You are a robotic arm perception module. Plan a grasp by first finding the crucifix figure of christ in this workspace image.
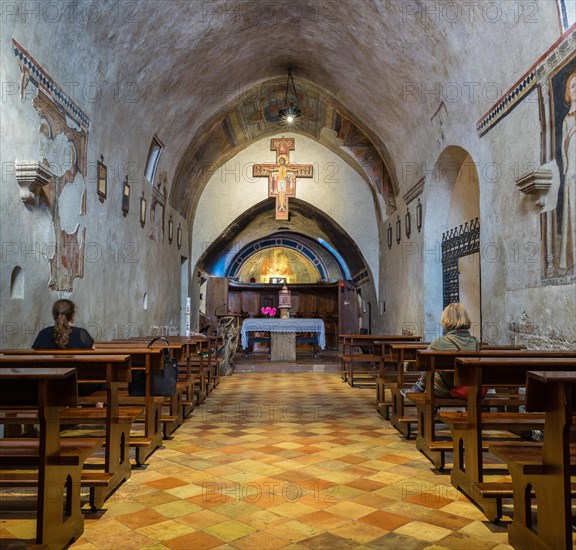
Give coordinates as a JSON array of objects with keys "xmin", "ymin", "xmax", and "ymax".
[{"xmin": 253, "ymin": 137, "xmax": 314, "ymax": 221}]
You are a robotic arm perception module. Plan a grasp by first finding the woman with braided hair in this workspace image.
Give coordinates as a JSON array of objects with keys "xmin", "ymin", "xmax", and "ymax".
[
  {"xmin": 32, "ymin": 299, "xmax": 94, "ymax": 349},
  {"xmin": 33, "ymin": 299, "xmax": 102, "ymax": 397}
]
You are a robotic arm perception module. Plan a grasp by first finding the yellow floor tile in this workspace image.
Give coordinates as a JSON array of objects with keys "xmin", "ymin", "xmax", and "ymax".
[{"xmin": 0, "ymin": 370, "xmax": 513, "ymax": 549}]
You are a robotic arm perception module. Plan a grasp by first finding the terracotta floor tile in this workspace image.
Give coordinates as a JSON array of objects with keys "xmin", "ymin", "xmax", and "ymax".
[
  {"xmin": 146, "ymin": 476, "xmax": 190, "ymax": 490},
  {"xmin": 0, "ymin": 370, "xmax": 513, "ymax": 549},
  {"xmin": 114, "ymin": 508, "xmax": 169, "ymax": 529},
  {"xmin": 298, "ymin": 531, "xmax": 358, "ymax": 549},
  {"xmin": 344, "ymin": 477, "xmax": 387, "ymax": 491},
  {"xmin": 297, "ymin": 510, "xmax": 352, "ymax": 530},
  {"xmin": 163, "ymin": 530, "xmax": 223, "ymax": 549},
  {"xmin": 231, "ymin": 530, "xmax": 290, "ymax": 549},
  {"xmin": 359, "ymin": 509, "xmax": 413, "ymax": 530}
]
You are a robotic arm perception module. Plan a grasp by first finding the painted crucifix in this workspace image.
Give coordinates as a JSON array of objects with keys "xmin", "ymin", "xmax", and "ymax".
[{"xmin": 253, "ymin": 137, "xmax": 314, "ymax": 220}]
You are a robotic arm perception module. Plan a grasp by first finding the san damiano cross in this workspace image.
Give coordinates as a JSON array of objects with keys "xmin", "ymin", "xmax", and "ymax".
[{"xmin": 253, "ymin": 137, "xmax": 314, "ymax": 221}]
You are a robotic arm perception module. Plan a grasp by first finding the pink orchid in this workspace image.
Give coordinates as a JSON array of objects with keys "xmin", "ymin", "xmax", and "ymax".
[{"xmin": 260, "ymin": 306, "xmax": 276, "ymax": 317}]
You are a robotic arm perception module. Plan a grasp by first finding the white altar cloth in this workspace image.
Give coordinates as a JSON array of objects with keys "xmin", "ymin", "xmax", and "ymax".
[{"xmin": 241, "ymin": 318, "xmax": 325, "ymax": 350}]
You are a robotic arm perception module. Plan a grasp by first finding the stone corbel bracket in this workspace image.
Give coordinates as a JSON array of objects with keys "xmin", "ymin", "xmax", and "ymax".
[
  {"xmin": 515, "ymin": 168, "xmax": 552, "ymax": 208},
  {"xmin": 16, "ymin": 161, "xmax": 53, "ymax": 204}
]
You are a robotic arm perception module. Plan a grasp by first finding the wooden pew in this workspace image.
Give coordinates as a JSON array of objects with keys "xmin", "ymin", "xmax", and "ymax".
[
  {"xmin": 110, "ymin": 337, "xmax": 211, "ymax": 407},
  {"xmin": 490, "ymin": 371, "xmax": 576, "ymax": 550},
  {"xmin": 411, "ymin": 347, "xmax": 531, "ymax": 470},
  {"xmin": 205, "ymin": 334, "xmax": 223, "ymax": 388},
  {"xmin": 96, "ymin": 342, "xmax": 187, "ymax": 437},
  {"xmin": 385, "ymin": 342, "xmax": 430, "ymax": 438},
  {"xmin": 373, "ymin": 337, "xmax": 425, "ymax": 420},
  {"xmin": 4, "ymin": 348, "xmax": 166, "ymax": 465},
  {"xmin": 0, "ymin": 366, "xmax": 103, "ymax": 549},
  {"xmin": 441, "ymin": 355, "xmax": 576, "ymax": 521},
  {"xmin": 162, "ymin": 335, "xmax": 218, "ymax": 397},
  {"xmin": 339, "ymin": 334, "xmax": 422, "ymax": 388},
  {"xmin": 0, "ymin": 353, "xmax": 138, "ymax": 511}
]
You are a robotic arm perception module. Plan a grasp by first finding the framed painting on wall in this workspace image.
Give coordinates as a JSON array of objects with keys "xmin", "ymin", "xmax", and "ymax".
[
  {"xmin": 97, "ymin": 156, "xmax": 107, "ymax": 201},
  {"xmin": 122, "ymin": 178, "xmax": 130, "ymax": 216}
]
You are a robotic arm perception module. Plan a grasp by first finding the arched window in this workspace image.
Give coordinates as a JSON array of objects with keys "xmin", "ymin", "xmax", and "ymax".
[{"xmin": 144, "ymin": 135, "xmax": 164, "ymax": 184}]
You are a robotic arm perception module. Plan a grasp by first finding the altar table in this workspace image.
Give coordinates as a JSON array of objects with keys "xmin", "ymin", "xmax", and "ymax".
[{"xmin": 241, "ymin": 319, "xmax": 325, "ymax": 361}]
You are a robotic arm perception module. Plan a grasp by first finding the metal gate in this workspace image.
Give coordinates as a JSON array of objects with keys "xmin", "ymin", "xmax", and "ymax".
[{"xmin": 441, "ymin": 218, "xmax": 480, "ymax": 308}]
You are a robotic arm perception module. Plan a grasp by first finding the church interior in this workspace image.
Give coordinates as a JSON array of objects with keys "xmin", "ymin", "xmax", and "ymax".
[{"xmin": 1, "ymin": 0, "xmax": 575, "ymax": 548}]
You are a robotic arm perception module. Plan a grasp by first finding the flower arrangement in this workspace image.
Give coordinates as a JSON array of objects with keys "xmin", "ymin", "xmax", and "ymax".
[{"xmin": 261, "ymin": 306, "xmax": 276, "ymax": 317}]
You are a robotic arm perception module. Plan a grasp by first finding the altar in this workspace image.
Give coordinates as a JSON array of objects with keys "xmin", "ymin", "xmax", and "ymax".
[{"xmin": 241, "ymin": 318, "xmax": 326, "ymax": 361}]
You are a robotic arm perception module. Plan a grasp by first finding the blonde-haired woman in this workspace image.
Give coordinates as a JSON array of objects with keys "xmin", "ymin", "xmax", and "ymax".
[{"xmin": 402, "ymin": 302, "xmax": 479, "ymax": 397}]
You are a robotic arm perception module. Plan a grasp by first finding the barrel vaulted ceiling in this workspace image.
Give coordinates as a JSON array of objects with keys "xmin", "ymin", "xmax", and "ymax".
[{"xmin": 6, "ymin": 0, "xmax": 561, "ymax": 223}]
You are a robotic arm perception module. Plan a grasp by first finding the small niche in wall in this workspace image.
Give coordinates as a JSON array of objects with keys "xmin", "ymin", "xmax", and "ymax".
[
  {"xmin": 143, "ymin": 293, "xmax": 148, "ymax": 310},
  {"xmin": 10, "ymin": 266, "xmax": 24, "ymax": 299}
]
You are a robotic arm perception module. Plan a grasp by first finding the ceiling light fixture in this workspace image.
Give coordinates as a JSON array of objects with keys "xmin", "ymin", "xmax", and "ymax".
[{"xmin": 278, "ymin": 68, "xmax": 301, "ymax": 124}]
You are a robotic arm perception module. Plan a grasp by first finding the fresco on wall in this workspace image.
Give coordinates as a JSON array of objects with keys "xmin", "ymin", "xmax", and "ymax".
[
  {"xmin": 331, "ymin": 112, "xmax": 395, "ymax": 214},
  {"xmin": 236, "ymin": 247, "xmax": 322, "ymax": 284},
  {"xmin": 543, "ymin": 55, "xmax": 576, "ymax": 282},
  {"xmin": 13, "ymin": 40, "xmax": 89, "ymax": 292},
  {"xmin": 171, "ymin": 79, "xmax": 398, "ymax": 218},
  {"xmin": 552, "ymin": 60, "xmax": 576, "ymax": 277}
]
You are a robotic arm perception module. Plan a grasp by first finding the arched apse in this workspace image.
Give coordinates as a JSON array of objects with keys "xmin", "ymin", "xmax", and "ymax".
[
  {"xmin": 192, "ymin": 197, "xmax": 374, "ymax": 332},
  {"xmin": 189, "ymin": 132, "xmax": 382, "ymax": 331},
  {"xmin": 227, "ymin": 237, "xmax": 337, "ymax": 283},
  {"xmin": 422, "ymin": 146, "xmax": 481, "ymax": 340}
]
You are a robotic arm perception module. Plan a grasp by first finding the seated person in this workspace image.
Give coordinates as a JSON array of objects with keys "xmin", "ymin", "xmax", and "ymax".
[
  {"xmin": 33, "ymin": 299, "xmax": 104, "ymax": 397},
  {"xmin": 401, "ymin": 302, "xmax": 479, "ymax": 397}
]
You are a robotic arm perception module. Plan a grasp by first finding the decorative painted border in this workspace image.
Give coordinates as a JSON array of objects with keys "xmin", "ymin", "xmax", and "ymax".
[
  {"xmin": 12, "ymin": 39, "xmax": 90, "ymax": 131},
  {"xmin": 477, "ymin": 25, "xmax": 575, "ymax": 137}
]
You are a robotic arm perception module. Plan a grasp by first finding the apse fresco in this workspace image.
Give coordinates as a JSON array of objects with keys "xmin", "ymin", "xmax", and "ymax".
[{"xmin": 236, "ymin": 247, "xmax": 322, "ymax": 284}]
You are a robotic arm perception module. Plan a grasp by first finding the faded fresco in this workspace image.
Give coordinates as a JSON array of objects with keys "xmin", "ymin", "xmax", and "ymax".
[
  {"xmin": 13, "ymin": 40, "xmax": 89, "ymax": 292},
  {"xmin": 543, "ymin": 55, "xmax": 576, "ymax": 282},
  {"xmin": 553, "ymin": 61, "xmax": 576, "ymax": 277}
]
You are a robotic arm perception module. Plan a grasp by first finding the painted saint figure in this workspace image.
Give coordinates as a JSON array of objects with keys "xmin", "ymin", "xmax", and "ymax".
[
  {"xmin": 253, "ymin": 137, "xmax": 314, "ymax": 221},
  {"xmin": 274, "ymin": 156, "xmax": 293, "ymax": 213},
  {"xmin": 558, "ymin": 71, "xmax": 576, "ymax": 275}
]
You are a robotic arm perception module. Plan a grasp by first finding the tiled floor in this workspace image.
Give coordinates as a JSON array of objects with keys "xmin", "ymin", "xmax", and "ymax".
[{"xmin": 1, "ymin": 365, "xmax": 514, "ymax": 549}]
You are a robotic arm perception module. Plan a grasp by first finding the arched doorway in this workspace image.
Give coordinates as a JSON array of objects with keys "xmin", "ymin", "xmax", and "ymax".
[{"xmin": 423, "ymin": 147, "xmax": 481, "ymax": 340}]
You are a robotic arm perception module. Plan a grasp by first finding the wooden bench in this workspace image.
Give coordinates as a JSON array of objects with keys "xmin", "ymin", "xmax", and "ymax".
[
  {"xmin": 9, "ymin": 348, "xmax": 166, "ymax": 466},
  {"xmin": 411, "ymin": 347, "xmax": 532, "ymax": 470},
  {"xmin": 0, "ymin": 353, "xmax": 140, "ymax": 511},
  {"xmin": 0, "ymin": 366, "xmax": 103, "ymax": 549},
  {"xmin": 440, "ymin": 355, "xmax": 576, "ymax": 522},
  {"xmin": 489, "ymin": 371, "xmax": 576, "ymax": 549},
  {"xmin": 372, "ymin": 336, "xmax": 424, "ymax": 419},
  {"xmin": 96, "ymin": 341, "xmax": 187, "ymax": 436},
  {"xmin": 118, "ymin": 335, "xmax": 214, "ymax": 407},
  {"xmin": 385, "ymin": 343, "xmax": 430, "ymax": 438},
  {"xmin": 203, "ymin": 334, "xmax": 222, "ymax": 388},
  {"xmin": 339, "ymin": 334, "xmax": 422, "ymax": 385}
]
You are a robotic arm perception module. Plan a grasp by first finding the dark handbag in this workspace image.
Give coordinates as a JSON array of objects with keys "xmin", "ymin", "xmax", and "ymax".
[{"xmin": 128, "ymin": 337, "xmax": 179, "ymax": 397}]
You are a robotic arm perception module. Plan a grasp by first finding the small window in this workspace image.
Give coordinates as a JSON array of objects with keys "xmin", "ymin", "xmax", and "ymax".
[
  {"xmin": 10, "ymin": 266, "xmax": 24, "ymax": 299},
  {"xmin": 144, "ymin": 135, "xmax": 164, "ymax": 184}
]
